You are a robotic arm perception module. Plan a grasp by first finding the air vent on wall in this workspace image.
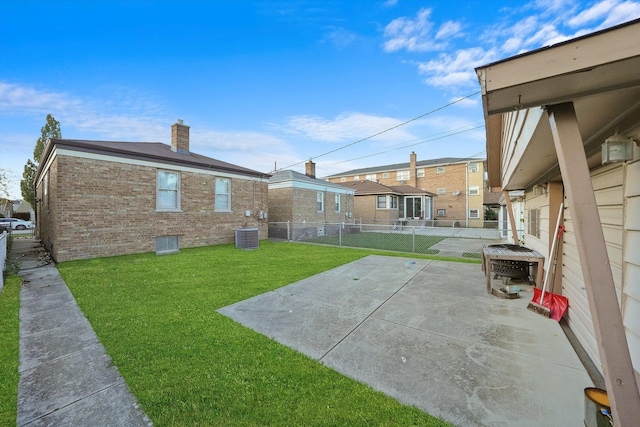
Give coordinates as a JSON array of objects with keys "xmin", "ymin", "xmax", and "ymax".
[{"xmin": 236, "ymin": 228, "xmax": 259, "ymax": 250}]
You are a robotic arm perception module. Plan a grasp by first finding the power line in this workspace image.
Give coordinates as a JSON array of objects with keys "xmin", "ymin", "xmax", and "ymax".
[
  {"xmin": 279, "ymin": 90, "xmax": 481, "ymax": 170},
  {"xmin": 330, "ymin": 123, "xmax": 484, "ymax": 165}
]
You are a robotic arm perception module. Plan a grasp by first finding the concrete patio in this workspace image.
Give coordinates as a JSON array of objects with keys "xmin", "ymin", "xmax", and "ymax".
[{"xmin": 219, "ymin": 255, "xmax": 594, "ymax": 426}]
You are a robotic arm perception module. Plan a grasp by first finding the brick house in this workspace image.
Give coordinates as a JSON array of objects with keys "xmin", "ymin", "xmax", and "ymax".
[
  {"xmin": 34, "ymin": 121, "xmax": 270, "ymax": 261},
  {"xmin": 268, "ymin": 161, "xmax": 355, "ymax": 240},
  {"xmin": 339, "ymin": 180, "xmax": 434, "ymax": 225},
  {"xmin": 325, "ymin": 152, "xmax": 492, "ymax": 226}
]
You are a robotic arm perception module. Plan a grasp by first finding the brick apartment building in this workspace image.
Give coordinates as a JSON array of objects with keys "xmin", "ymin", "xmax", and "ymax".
[
  {"xmin": 325, "ymin": 152, "xmax": 489, "ymax": 226},
  {"xmin": 268, "ymin": 161, "xmax": 355, "ymax": 239},
  {"xmin": 34, "ymin": 121, "xmax": 270, "ymax": 261}
]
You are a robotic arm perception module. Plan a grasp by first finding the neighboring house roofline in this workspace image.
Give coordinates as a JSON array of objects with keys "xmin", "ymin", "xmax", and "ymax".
[
  {"xmin": 341, "ymin": 180, "xmax": 435, "ymax": 197},
  {"xmin": 35, "ymin": 138, "xmax": 271, "ymax": 185},
  {"xmin": 268, "ymin": 169, "xmax": 355, "ymax": 194},
  {"xmin": 323, "ymin": 157, "xmax": 485, "ymax": 178}
]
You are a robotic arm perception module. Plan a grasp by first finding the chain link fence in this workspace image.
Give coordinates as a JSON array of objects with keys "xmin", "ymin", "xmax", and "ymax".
[{"xmin": 268, "ymin": 220, "xmax": 523, "ymax": 260}]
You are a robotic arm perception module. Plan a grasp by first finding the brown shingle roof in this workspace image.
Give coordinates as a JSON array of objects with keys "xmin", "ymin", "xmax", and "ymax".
[
  {"xmin": 46, "ymin": 139, "xmax": 270, "ymax": 178},
  {"xmin": 341, "ymin": 180, "xmax": 435, "ymax": 196}
]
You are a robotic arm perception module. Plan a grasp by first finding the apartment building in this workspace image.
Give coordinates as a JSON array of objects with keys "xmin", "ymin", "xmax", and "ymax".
[{"xmin": 325, "ymin": 152, "xmax": 488, "ymax": 226}]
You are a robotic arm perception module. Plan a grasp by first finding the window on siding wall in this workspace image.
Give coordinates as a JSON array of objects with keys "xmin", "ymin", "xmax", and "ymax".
[
  {"xmin": 335, "ymin": 194, "xmax": 341, "ymax": 212},
  {"xmin": 317, "ymin": 192, "xmax": 324, "ymax": 212},
  {"xmin": 396, "ymin": 170, "xmax": 410, "ymax": 181},
  {"xmin": 156, "ymin": 236, "xmax": 179, "ymax": 254},
  {"xmin": 469, "ymin": 209, "xmax": 479, "ymax": 219},
  {"xmin": 157, "ymin": 170, "xmax": 180, "ymax": 211},
  {"xmin": 215, "ymin": 178, "xmax": 231, "ymax": 211},
  {"xmin": 469, "ymin": 186, "xmax": 479, "ymax": 195},
  {"xmin": 528, "ymin": 208, "xmax": 540, "ymax": 238}
]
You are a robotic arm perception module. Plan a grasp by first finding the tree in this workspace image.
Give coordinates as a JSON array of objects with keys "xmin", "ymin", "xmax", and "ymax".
[{"xmin": 21, "ymin": 114, "xmax": 61, "ymax": 206}]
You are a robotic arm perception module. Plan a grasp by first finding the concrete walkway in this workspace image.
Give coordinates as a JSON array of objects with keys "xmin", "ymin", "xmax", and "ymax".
[
  {"xmin": 219, "ymin": 255, "xmax": 594, "ymax": 427},
  {"xmin": 11, "ymin": 237, "xmax": 151, "ymax": 426}
]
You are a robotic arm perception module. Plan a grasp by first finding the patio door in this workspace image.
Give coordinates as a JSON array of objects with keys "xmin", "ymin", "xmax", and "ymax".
[{"xmin": 404, "ymin": 196, "xmax": 422, "ymax": 219}]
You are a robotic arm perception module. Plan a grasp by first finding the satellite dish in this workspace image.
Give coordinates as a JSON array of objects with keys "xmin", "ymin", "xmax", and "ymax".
[{"xmin": 452, "ymin": 191, "xmax": 461, "ymax": 196}]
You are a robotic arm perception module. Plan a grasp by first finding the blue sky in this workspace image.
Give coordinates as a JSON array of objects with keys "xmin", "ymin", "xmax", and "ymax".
[{"xmin": 1, "ymin": 0, "xmax": 639, "ymax": 199}]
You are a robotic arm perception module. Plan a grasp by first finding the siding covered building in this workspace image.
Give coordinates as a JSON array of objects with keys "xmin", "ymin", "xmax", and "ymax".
[
  {"xmin": 476, "ymin": 19, "xmax": 640, "ymax": 425},
  {"xmin": 35, "ymin": 121, "xmax": 271, "ymax": 261}
]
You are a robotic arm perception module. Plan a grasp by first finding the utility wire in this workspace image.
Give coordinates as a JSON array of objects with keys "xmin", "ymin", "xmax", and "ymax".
[
  {"xmin": 330, "ymin": 124, "xmax": 484, "ymax": 165},
  {"xmin": 279, "ymin": 90, "xmax": 481, "ymax": 170}
]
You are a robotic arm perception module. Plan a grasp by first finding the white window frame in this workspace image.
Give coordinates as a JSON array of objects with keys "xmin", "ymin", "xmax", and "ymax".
[
  {"xmin": 215, "ymin": 177, "xmax": 231, "ymax": 212},
  {"xmin": 437, "ymin": 208, "xmax": 446, "ymax": 217},
  {"xmin": 396, "ymin": 170, "xmax": 410, "ymax": 181},
  {"xmin": 436, "ymin": 167, "xmax": 445, "ymax": 174},
  {"xmin": 382, "ymin": 172, "xmax": 389, "ymax": 179},
  {"xmin": 437, "ymin": 188, "xmax": 446, "ymax": 195},
  {"xmin": 340, "ymin": 177, "xmax": 346, "ymax": 182},
  {"xmin": 317, "ymin": 192, "xmax": 324, "ymax": 212},
  {"xmin": 365, "ymin": 173, "xmax": 376, "ymax": 181},
  {"xmin": 417, "ymin": 168, "xmax": 425, "ymax": 178},
  {"xmin": 377, "ymin": 195, "xmax": 387, "ymax": 209},
  {"xmin": 353, "ymin": 175, "xmax": 360, "ymax": 181},
  {"xmin": 157, "ymin": 170, "xmax": 181, "ymax": 211},
  {"xmin": 469, "ymin": 186, "xmax": 480, "ymax": 196},
  {"xmin": 335, "ymin": 193, "xmax": 341, "ymax": 213},
  {"xmin": 468, "ymin": 163, "xmax": 479, "ymax": 173},
  {"xmin": 469, "ymin": 209, "xmax": 480, "ymax": 219}
]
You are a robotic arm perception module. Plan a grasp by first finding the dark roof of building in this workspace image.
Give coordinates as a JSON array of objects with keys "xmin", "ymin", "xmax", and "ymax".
[
  {"xmin": 324, "ymin": 157, "xmax": 484, "ymax": 178},
  {"xmin": 340, "ymin": 180, "xmax": 435, "ymax": 196},
  {"xmin": 42, "ymin": 139, "xmax": 271, "ymax": 178},
  {"xmin": 269, "ymin": 170, "xmax": 353, "ymax": 191},
  {"xmin": 483, "ymin": 190, "xmax": 503, "ymax": 206}
]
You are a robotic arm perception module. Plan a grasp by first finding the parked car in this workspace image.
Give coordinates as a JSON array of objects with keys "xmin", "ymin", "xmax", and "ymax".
[{"xmin": 0, "ymin": 217, "xmax": 35, "ymax": 230}]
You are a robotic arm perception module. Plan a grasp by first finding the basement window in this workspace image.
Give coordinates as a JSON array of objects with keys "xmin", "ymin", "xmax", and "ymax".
[{"xmin": 156, "ymin": 236, "xmax": 179, "ymax": 255}]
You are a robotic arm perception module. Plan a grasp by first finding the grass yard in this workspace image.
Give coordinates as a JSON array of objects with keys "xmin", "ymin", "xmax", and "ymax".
[
  {"xmin": 0, "ymin": 275, "xmax": 21, "ymax": 427},
  {"xmin": 309, "ymin": 231, "xmax": 446, "ymax": 254},
  {"xmin": 57, "ymin": 241, "xmax": 452, "ymax": 426}
]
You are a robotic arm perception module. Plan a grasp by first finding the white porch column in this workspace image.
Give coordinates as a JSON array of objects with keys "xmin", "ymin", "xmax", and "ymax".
[{"xmin": 547, "ymin": 102, "xmax": 640, "ymax": 426}]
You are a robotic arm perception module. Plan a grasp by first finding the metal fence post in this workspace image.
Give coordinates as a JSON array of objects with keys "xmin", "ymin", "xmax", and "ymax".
[
  {"xmin": 412, "ymin": 226, "xmax": 416, "ymax": 253},
  {"xmin": 287, "ymin": 221, "xmax": 290, "ymax": 241},
  {"xmin": 339, "ymin": 223, "xmax": 342, "ymax": 247}
]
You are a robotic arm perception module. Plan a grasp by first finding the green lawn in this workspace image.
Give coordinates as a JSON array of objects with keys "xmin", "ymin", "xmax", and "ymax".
[
  {"xmin": 0, "ymin": 275, "xmax": 21, "ymax": 427},
  {"xmin": 57, "ymin": 241, "xmax": 452, "ymax": 426},
  {"xmin": 309, "ymin": 231, "xmax": 446, "ymax": 254}
]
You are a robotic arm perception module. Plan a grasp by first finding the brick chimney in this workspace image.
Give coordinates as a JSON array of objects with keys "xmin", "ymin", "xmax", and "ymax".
[
  {"xmin": 171, "ymin": 119, "xmax": 190, "ymax": 154},
  {"xmin": 410, "ymin": 151, "xmax": 417, "ymax": 187},
  {"xmin": 305, "ymin": 160, "xmax": 316, "ymax": 178}
]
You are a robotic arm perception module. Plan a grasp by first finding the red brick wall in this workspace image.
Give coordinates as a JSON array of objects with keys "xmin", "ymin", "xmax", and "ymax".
[{"xmin": 38, "ymin": 155, "xmax": 268, "ymax": 261}]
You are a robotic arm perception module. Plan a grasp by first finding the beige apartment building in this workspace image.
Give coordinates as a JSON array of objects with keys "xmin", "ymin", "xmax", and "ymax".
[{"xmin": 325, "ymin": 152, "xmax": 488, "ymax": 226}]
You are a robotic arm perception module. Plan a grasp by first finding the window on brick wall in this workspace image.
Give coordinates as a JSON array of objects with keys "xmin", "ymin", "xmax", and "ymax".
[
  {"xmin": 317, "ymin": 192, "xmax": 324, "ymax": 212},
  {"xmin": 157, "ymin": 170, "xmax": 180, "ymax": 211},
  {"xmin": 382, "ymin": 172, "xmax": 389, "ymax": 179},
  {"xmin": 215, "ymin": 177, "xmax": 231, "ymax": 211},
  {"xmin": 365, "ymin": 173, "xmax": 376, "ymax": 181},
  {"xmin": 468, "ymin": 162, "xmax": 479, "ymax": 173},
  {"xmin": 335, "ymin": 193, "xmax": 341, "ymax": 212},
  {"xmin": 353, "ymin": 175, "xmax": 360, "ymax": 181},
  {"xmin": 377, "ymin": 195, "xmax": 386, "ymax": 208},
  {"xmin": 156, "ymin": 236, "xmax": 179, "ymax": 254},
  {"xmin": 417, "ymin": 168, "xmax": 425, "ymax": 177},
  {"xmin": 437, "ymin": 209, "xmax": 446, "ymax": 217},
  {"xmin": 437, "ymin": 187, "xmax": 446, "ymax": 195},
  {"xmin": 396, "ymin": 170, "xmax": 410, "ymax": 181},
  {"xmin": 340, "ymin": 177, "xmax": 346, "ymax": 182},
  {"xmin": 436, "ymin": 167, "xmax": 445, "ymax": 174}
]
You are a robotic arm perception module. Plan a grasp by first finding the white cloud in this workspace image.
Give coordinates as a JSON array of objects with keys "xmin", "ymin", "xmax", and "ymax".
[
  {"xmin": 435, "ymin": 21, "xmax": 463, "ymax": 39},
  {"xmin": 0, "ymin": 82, "xmax": 81, "ymax": 114},
  {"xmin": 382, "ymin": 8, "xmax": 447, "ymax": 52},
  {"xmin": 322, "ymin": 27, "xmax": 358, "ymax": 48},
  {"xmin": 568, "ymin": 0, "xmax": 618, "ymax": 26},
  {"xmin": 281, "ymin": 112, "xmax": 416, "ymax": 144},
  {"xmin": 597, "ymin": 0, "xmax": 640, "ymax": 27},
  {"xmin": 418, "ymin": 47, "xmax": 497, "ymax": 89}
]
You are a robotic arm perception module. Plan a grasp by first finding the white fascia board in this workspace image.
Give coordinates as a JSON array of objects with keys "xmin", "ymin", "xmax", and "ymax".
[
  {"xmin": 269, "ymin": 180, "xmax": 354, "ymax": 194},
  {"xmin": 55, "ymin": 148, "xmax": 270, "ymax": 183}
]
